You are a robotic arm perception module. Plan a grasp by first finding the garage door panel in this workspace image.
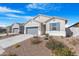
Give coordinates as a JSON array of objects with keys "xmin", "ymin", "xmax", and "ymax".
[
  {"xmin": 26, "ymin": 27, "xmax": 38, "ymax": 35},
  {"xmin": 13, "ymin": 28, "xmax": 19, "ymax": 34}
]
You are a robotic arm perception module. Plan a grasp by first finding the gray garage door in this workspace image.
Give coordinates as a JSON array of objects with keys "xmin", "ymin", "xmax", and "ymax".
[
  {"xmin": 26, "ymin": 27, "xmax": 38, "ymax": 35},
  {"xmin": 13, "ymin": 28, "xmax": 19, "ymax": 34}
]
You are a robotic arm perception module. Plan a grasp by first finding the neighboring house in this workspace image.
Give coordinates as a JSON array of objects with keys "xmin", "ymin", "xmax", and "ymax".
[
  {"xmin": 6, "ymin": 26, "xmax": 12, "ymax": 33},
  {"xmin": 24, "ymin": 14, "xmax": 67, "ymax": 37},
  {"xmin": 11, "ymin": 23, "xmax": 24, "ymax": 34},
  {"xmin": 0, "ymin": 27, "xmax": 6, "ymax": 33},
  {"xmin": 68, "ymin": 22, "xmax": 79, "ymax": 36}
]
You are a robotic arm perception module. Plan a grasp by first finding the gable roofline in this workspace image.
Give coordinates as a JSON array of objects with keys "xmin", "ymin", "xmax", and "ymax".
[
  {"xmin": 68, "ymin": 22, "xmax": 79, "ymax": 28},
  {"xmin": 24, "ymin": 16, "xmax": 37, "ymax": 25},
  {"xmin": 45, "ymin": 16, "xmax": 67, "ymax": 24},
  {"xmin": 36, "ymin": 14, "xmax": 67, "ymax": 24},
  {"xmin": 33, "ymin": 14, "xmax": 52, "ymax": 24},
  {"xmin": 11, "ymin": 23, "xmax": 24, "ymax": 27},
  {"xmin": 24, "ymin": 14, "xmax": 51, "ymax": 25},
  {"xmin": 24, "ymin": 14, "xmax": 67, "ymax": 25}
]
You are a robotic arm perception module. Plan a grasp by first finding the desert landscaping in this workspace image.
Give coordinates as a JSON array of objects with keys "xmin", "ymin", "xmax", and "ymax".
[{"xmin": 1, "ymin": 35, "xmax": 79, "ymax": 56}]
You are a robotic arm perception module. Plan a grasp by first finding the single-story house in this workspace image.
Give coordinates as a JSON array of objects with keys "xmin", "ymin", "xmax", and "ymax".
[
  {"xmin": 24, "ymin": 14, "xmax": 67, "ymax": 37},
  {"xmin": 67, "ymin": 22, "xmax": 79, "ymax": 37},
  {"xmin": 11, "ymin": 23, "xmax": 24, "ymax": 34}
]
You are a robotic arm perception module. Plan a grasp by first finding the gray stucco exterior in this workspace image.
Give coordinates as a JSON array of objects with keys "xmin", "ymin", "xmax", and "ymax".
[
  {"xmin": 9, "ymin": 14, "xmax": 67, "ymax": 36},
  {"xmin": 24, "ymin": 14, "xmax": 67, "ymax": 36}
]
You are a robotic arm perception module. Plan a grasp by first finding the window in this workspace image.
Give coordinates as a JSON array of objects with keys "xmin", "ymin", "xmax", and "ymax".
[{"xmin": 50, "ymin": 23, "xmax": 60, "ymax": 31}]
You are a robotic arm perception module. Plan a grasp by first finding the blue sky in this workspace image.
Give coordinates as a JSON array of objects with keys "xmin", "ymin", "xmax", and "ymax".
[{"xmin": 0, "ymin": 3, "xmax": 79, "ymax": 27}]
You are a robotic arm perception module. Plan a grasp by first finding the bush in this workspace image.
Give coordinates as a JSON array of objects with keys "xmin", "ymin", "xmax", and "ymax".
[
  {"xmin": 46, "ymin": 39, "xmax": 64, "ymax": 50},
  {"xmin": 44, "ymin": 37, "xmax": 49, "ymax": 40},
  {"xmin": 15, "ymin": 44, "xmax": 21, "ymax": 48},
  {"xmin": 46, "ymin": 39, "xmax": 75, "ymax": 56},
  {"xmin": 53, "ymin": 48, "xmax": 74, "ymax": 56},
  {"xmin": 45, "ymin": 34, "xmax": 49, "ymax": 37},
  {"xmin": 31, "ymin": 36, "xmax": 42, "ymax": 44}
]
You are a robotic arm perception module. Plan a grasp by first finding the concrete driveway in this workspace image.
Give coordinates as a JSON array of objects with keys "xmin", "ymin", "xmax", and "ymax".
[
  {"xmin": 0, "ymin": 34, "xmax": 33, "ymax": 55},
  {"xmin": 0, "ymin": 34, "xmax": 33, "ymax": 49}
]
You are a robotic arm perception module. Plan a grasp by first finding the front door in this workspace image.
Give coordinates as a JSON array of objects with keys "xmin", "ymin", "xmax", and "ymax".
[{"xmin": 41, "ymin": 24, "xmax": 46, "ymax": 35}]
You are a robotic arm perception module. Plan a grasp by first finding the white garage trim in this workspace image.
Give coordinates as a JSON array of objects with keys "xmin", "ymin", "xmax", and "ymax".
[
  {"xmin": 13, "ymin": 28, "xmax": 19, "ymax": 34},
  {"xmin": 26, "ymin": 27, "xmax": 38, "ymax": 36}
]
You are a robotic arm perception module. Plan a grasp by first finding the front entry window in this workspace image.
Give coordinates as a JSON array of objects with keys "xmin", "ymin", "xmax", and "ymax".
[{"xmin": 50, "ymin": 23, "xmax": 60, "ymax": 31}]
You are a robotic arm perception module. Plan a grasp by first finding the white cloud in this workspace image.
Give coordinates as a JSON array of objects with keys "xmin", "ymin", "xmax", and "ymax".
[
  {"xmin": 26, "ymin": 3, "xmax": 61, "ymax": 12},
  {"xmin": 23, "ymin": 16, "xmax": 33, "ymax": 19},
  {"xmin": 27, "ymin": 3, "xmax": 46, "ymax": 10},
  {"xmin": 0, "ymin": 23, "xmax": 6, "ymax": 27},
  {"xmin": 6, "ymin": 14, "xmax": 33, "ymax": 20},
  {"xmin": 6, "ymin": 14, "xmax": 19, "ymax": 17},
  {"xmin": 0, "ymin": 6, "xmax": 23, "ymax": 13}
]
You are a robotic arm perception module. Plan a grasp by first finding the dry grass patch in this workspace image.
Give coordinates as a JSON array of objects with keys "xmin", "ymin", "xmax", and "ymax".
[
  {"xmin": 67, "ymin": 37, "xmax": 79, "ymax": 46},
  {"xmin": 70, "ymin": 40, "xmax": 77, "ymax": 46}
]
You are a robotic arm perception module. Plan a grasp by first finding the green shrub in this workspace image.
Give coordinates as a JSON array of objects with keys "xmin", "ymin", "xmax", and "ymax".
[
  {"xmin": 46, "ymin": 39, "xmax": 64, "ymax": 50},
  {"xmin": 44, "ymin": 37, "xmax": 49, "ymax": 40},
  {"xmin": 45, "ymin": 34, "xmax": 49, "ymax": 37},
  {"xmin": 53, "ymin": 48, "xmax": 74, "ymax": 56},
  {"xmin": 46, "ymin": 39, "xmax": 75, "ymax": 56},
  {"xmin": 14, "ymin": 44, "xmax": 21, "ymax": 48},
  {"xmin": 31, "ymin": 36, "xmax": 42, "ymax": 44}
]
